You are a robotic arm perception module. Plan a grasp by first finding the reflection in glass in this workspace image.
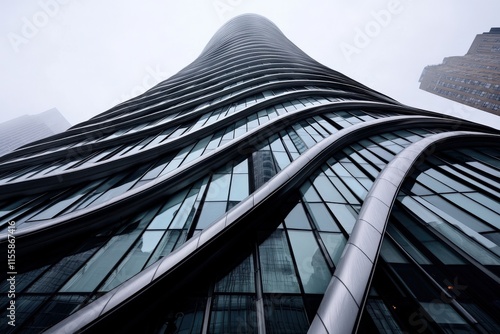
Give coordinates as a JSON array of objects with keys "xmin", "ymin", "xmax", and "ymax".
[
  {"xmin": 288, "ymin": 230, "xmax": 331, "ymax": 294},
  {"xmin": 259, "ymin": 230, "xmax": 300, "ymax": 293},
  {"xmin": 209, "ymin": 295, "xmax": 257, "ymax": 334},
  {"xmin": 215, "ymin": 255, "xmax": 255, "ymax": 293}
]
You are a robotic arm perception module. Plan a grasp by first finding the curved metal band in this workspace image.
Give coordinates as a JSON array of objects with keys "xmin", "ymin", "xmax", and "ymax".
[
  {"xmin": 43, "ymin": 121, "xmax": 489, "ymax": 333},
  {"xmin": 308, "ymin": 131, "xmax": 500, "ymax": 334},
  {"xmin": 0, "ymin": 112, "xmax": 439, "ymax": 245}
]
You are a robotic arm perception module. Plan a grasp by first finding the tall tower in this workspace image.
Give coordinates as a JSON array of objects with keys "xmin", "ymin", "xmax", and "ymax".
[
  {"xmin": 1, "ymin": 14, "xmax": 499, "ymax": 333},
  {"xmin": 419, "ymin": 28, "xmax": 500, "ymax": 115},
  {"xmin": 0, "ymin": 108, "xmax": 71, "ymax": 157}
]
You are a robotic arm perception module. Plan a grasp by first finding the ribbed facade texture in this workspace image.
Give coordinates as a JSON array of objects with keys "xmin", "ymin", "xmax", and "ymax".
[
  {"xmin": 419, "ymin": 28, "xmax": 500, "ymax": 115},
  {"xmin": 1, "ymin": 14, "xmax": 499, "ymax": 333}
]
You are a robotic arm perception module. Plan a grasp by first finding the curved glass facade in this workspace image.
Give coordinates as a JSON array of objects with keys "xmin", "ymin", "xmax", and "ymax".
[{"xmin": 0, "ymin": 14, "xmax": 499, "ymax": 333}]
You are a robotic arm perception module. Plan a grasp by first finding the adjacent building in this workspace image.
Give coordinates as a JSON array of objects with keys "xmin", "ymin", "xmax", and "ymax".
[
  {"xmin": 419, "ymin": 28, "xmax": 500, "ymax": 115},
  {"xmin": 0, "ymin": 108, "xmax": 71, "ymax": 157},
  {"xmin": 0, "ymin": 15, "xmax": 499, "ymax": 333}
]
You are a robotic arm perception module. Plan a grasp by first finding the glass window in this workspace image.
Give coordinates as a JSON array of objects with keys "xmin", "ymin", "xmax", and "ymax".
[
  {"xmin": 443, "ymin": 193, "xmax": 500, "ymax": 229},
  {"xmin": 467, "ymin": 161, "xmax": 500, "ymax": 179},
  {"xmin": 386, "ymin": 224, "xmax": 431, "ymax": 265},
  {"xmin": 288, "ymin": 130, "xmax": 307, "ymax": 153},
  {"xmin": 196, "ymin": 202, "xmax": 227, "ymax": 230},
  {"xmin": 273, "ymin": 151, "xmax": 291, "ymax": 170},
  {"xmin": 421, "ymin": 195, "xmax": 493, "ymax": 233},
  {"xmin": 86, "ymin": 165, "xmax": 149, "ymax": 209},
  {"xmin": 326, "ymin": 203, "xmax": 357, "ymax": 233},
  {"xmin": 27, "ymin": 246, "xmax": 100, "ymax": 293},
  {"xmin": 464, "ymin": 192, "xmax": 500, "ymax": 217},
  {"xmin": 416, "ymin": 174, "xmax": 454, "ymax": 193},
  {"xmin": 341, "ymin": 176, "xmax": 369, "ymax": 200},
  {"xmin": 229, "ymin": 174, "xmax": 249, "ymax": 201},
  {"xmin": 326, "ymin": 176, "xmax": 359, "ymax": 204},
  {"xmin": 215, "ymin": 255, "xmax": 255, "ymax": 293},
  {"xmin": 184, "ymin": 136, "xmax": 212, "ymax": 163},
  {"xmin": 367, "ymin": 146, "xmax": 394, "ymax": 162},
  {"xmin": 209, "ymin": 295, "xmax": 257, "ymax": 334},
  {"xmin": 60, "ymin": 218, "xmax": 148, "ymax": 292},
  {"xmin": 420, "ymin": 302, "xmax": 468, "ymax": 326},
  {"xmin": 264, "ymin": 296, "xmax": 309, "ymax": 334},
  {"xmin": 141, "ymin": 156, "xmax": 173, "ymax": 181},
  {"xmin": 161, "ymin": 297, "xmax": 205, "ymax": 334},
  {"xmin": 28, "ymin": 182, "xmax": 99, "ymax": 221},
  {"xmin": 300, "ymin": 181, "xmax": 321, "ymax": 202},
  {"xmin": 259, "ymin": 230, "xmax": 300, "ymax": 293},
  {"xmin": 25, "ymin": 294, "xmax": 86, "ymax": 330},
  {"xmin": 168, "ymin": 191, "xmax": 199, "ymax": 229},
  {"xmin": 100, "ymin": 230, "xmax": 164, "ymax": 291},
  {"xmin": 147, "ymin": 191, "xmax": 188, "ymax": 229},
  {"xmin": 305, "ymin": 203, "xmax": 341, "ymax": 232},
  {"xmin": 364, "ymin": 299, "xmax": 403, "ymax": 333},
  {"xmin": 288, "ymin": 230, "xmax": 331, "ymax": 294},
  {"xmin": 270, "ymin": 136, "xmax": 286, "ymax": 153},
  {"xmin": 145, "ymin": 230, "xmax": 182, "ymax": 267},
  {"xmin": 233, "ymin": 159, "xmax": 249, "ymax": 174},
  {"xmin": 406, "ymin": 221, "xmax": 467, "ymax": 265},
  {"xmin": 312, "ymin": 175, "xmax": 344, "ymax": 203},
  {"xmin": 319, "ymin": 232, "xmax": 346, "ymax": 266},
  {"xmin": 205, "ymin": 174, "xmax": 231, "ymax": 201},
  {"xmin": 341, "ymin": 162, "xmax": 366, "ymax": 178},
  {"xmin": 284, "ymin": 203, "xmax": 311, "ymax": 230},
  {"xmin": 380, "ymin": 238, "xmax": 408, "ymax": 264},
  {"xmin": 424, "ymin": 169, "xmax": 472, "ymax": 192},
  {"xmin": 430, "ymin": 220, "xmax": 500, "ymax": 265}
]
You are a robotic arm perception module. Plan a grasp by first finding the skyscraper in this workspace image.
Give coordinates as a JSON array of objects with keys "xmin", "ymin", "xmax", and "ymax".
[
  {"xmin": 419, "ymin": 28, "xmax": 500, "ymax": 115},
  {"xmin": 1, "ymin": 14, "xmax": 499, "ymax": 333},
  {"xmin": 0, "ymin": 108, "xmax": 71, "ymax": 157}
]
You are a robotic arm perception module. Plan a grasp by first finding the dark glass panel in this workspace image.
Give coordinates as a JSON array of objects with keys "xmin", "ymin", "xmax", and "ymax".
[
  {"xmin": 60, "ymin": 218, "xmax": 148, "ymax": 292},
  {"xmin": 421, "ymin": 195, "xmax": 493, "ymax": 233},
  {"xmin": 0, "ymin": 295, "xmax": 47, "ymax": 333},
  {"xmin": 100, "ymin": 230, "xmax": 165, "ymax": 291},
  {"xmin": 364, "ymin": 299, "xmax": 403, "ymax": 333},
  {"xmin": 27, "ymin": 246, "xmax": 100, "ymax": 293},
  {"xmin": 23, "ymin": 295, "xmax": 86, "ymax": 332},
  {"xmin": 215, "ymin": 254, "xmax": 255, "ymax": 293},
  {"xmin": 259, "ymin": 230, "xmax": 300, "ymax": 293},
  {"xmin": 155, "ymin": 297, "xmax": 206, "ymax": 334},
  {"xmin": 208, "ymin": 295, "xmax": 257, "ymax": 334},
  {"xmin": 264, "ymin": 295, "xmax": 309, "ymax": 334}
]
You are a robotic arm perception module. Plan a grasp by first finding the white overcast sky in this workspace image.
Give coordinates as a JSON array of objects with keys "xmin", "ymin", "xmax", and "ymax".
[{"xmin": 1, "ymin": 0, "xmax": 499, "ymax": 130}]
